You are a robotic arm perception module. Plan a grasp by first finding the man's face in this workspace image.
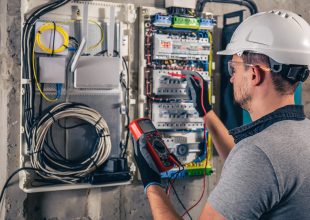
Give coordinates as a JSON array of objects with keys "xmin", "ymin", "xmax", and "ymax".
[{"xmin": 229, "ymin": 54, "xmax": 253, "ymax": 111}]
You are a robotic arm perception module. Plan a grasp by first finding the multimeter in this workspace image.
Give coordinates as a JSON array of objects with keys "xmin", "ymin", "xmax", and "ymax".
[{"xmin": 129, "ymin": 118, "xmax": 177, "ymax": 172}]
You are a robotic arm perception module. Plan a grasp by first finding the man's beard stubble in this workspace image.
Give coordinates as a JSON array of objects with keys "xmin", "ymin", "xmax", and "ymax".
[{"xmin": 233, "ymin": 83, "xmax": 252, "ymax": 112}]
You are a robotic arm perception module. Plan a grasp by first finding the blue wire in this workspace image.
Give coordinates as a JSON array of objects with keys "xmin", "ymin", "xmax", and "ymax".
[{"xmin": 56, "ymin": 83, "xmax": 62, "ymax": 99}]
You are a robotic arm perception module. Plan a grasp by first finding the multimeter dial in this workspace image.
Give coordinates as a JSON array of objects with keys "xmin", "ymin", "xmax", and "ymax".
[
  {"xmin": 152, "ymin": 139, "xmax": 166, "ymax": 154},
  {"xmin": 146, "ymin": 135, "xmax": 171, "ymax": 164}
]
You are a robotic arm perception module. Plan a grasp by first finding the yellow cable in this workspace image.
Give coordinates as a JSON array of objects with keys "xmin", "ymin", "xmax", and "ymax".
[
  {"xmin": 87, "ymin": 20, "xmax": 105, "ymax": 51},
  {"xmin": 36, "ymin": 22, "xmax": 69, "ymax": 54},
  {"xmin": 32, "ymin": 38, "xmax": 58, "ymax": 102},
  {"xmin": 184, "ymin": 31, "xmax": 214, "ymax": 170},
  {"xmin": 59, "ymin": 19, "xmax": 104, "ymax": 51},
  {"xmin": 207, "ymin": 31, "xmax": 213, "ymax": 167},
  {"xmin": 208, "ymin": 31, "xmax": 213, "ymax": 103}
]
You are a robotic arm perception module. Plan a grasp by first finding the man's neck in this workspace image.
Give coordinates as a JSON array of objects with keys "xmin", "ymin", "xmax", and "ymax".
[{"xmin": 248, "ymin": 95, "xmax": 295, "ymax": 121}]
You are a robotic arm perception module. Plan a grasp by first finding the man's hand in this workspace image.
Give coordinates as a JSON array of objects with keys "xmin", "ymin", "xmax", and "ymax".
[
  {"xmin": 184, "ymin": 71, "xmax": 212, "ymax": 117},
  {"xmin": 132, "ymin": 135, "xmax": 163, "ymax": 192}
]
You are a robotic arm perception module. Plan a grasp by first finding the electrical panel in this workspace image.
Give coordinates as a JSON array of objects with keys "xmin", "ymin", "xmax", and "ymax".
[
  {"xmin": 20, "ymin": 1, "xmax": 136, "ymax": 192},
  {"xmin": 19, "ymin": 0, "xmax": 216, "ymax": 193},
  {"xmin": 139, "ymin": 6, "xmax": 215, "ymax": 179}
]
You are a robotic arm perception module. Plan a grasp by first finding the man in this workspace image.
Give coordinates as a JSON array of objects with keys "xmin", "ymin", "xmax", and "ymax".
[{"xmin": 133, "ymin": 10, "xmax": 310, "ymax": 219}]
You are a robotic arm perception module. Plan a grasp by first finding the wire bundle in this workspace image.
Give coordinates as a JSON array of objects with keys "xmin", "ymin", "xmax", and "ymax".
[
  {"xmin": 22, "ymin": 0, "xmax": 71, "ymax": 153},
  {"xmin": 30, "ymin": 102, "xmax": 112, "ymax": 183},
  {"xmin": 35, "ymin": 22, "xmax": 69, "ymax": 54}
]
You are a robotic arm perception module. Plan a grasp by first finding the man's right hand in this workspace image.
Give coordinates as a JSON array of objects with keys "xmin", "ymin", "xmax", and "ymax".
[
  {"xmin": 132, "ymin": 135, "xmax": 163, "ymax": 193},
  {"xmin": 184, "ymin": 71, "xmax": 212, "ymax": 117}
]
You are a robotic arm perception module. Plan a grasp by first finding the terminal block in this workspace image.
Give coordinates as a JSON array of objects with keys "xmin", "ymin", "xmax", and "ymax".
[
  {"xmin": 152, "ymin": 14, "xmax": 172, "ymax": 27},
  {"xmin": 172, "ymin": 16, "xmax": 200, "ymax": 29}
]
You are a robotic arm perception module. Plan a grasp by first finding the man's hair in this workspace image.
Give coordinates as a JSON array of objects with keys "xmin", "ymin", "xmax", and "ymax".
[{"xmin": 241, "ymin": 51, "xmax": 299, "ymax": 95}]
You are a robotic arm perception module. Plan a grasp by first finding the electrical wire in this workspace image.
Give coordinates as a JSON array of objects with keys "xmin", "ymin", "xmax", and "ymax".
[
  {"xmin": 207, "ymin": 31, "xmax": 213, "ymax": 164},
  {"xmin": 195, "ymin": 0, "xmax": 258, "ymax": 16},
  {"xmin": 178, "ymin": 37, "xmax": 213, "ymax": 215},
  {"xmin": 167, "ymin": 168, "xmax": 193, "ymax": 220},
  {"xmin": 30, "ymin": 102, "xmax": 112, "ymax": 183},
  {"xmin": 120, "ymin": 57, "xmax": 131, "ymax": 157},
  {"xmin": 87, "ymin": 20, "xmax": 105, "ymax": 51},
  {"xmin": 22, "ymin": 0, "xmax": 71, "ymax": 151},
  {"xmin": 0, "ymin": 167, "xmax": 39, "ymax": 205},
  {"xmin": 32, "ymin": 38, "xmax": 59, "ymax": 102},
  {"xmin": 180, "ymin": 78, "xmax": 208, "ymax": 217},
  {"xmin": 36, "ymin": 22, "xmax": 69, "ymax": 54},
  {"xmin": 60, "ymin": 19, "xmax": 105, "ymax": 51}
]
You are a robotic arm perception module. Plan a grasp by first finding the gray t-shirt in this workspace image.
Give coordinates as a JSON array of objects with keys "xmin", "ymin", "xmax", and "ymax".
[{"xmin": 208, "ymin": 119, "xmax": 310, "ymax": 220}]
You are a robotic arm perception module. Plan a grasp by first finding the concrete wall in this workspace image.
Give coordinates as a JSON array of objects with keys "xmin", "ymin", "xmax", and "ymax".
[{"xmin": 0, "ymin": 0, "xmax": 309, "ymax": 219}]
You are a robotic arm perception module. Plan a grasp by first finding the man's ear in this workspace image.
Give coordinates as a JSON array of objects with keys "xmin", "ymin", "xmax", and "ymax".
[{"xmin": 251, "ymin": 66, "xmax": 265, "ymax": 86}]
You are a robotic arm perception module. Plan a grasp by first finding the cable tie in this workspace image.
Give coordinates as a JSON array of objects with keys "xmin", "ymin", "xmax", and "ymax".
[
  {"xmin": 29, "ymin": 149, "xmax": 43, "ymax": 155},
  {"xmin": 38, "ymin": 30, "xmax": 42, "ymax": 34},
  {"xmin": 51, "ymin": 22, "xmax": 56, "ymax": 56},
  {"xmin": 94, "ymin": 117, "xmax": 102, "ymax": 127},
  {"xmin": 63, "ymin": 44, "xmax": 68, "ymax": 48},
  {"xmin": 100, "ymin": 134, "xmax": 110, "ymax": 138},
  {"xmin": 48, "ymin": 112, "xmax": 56, "ymax": 123},
  {"xmin": 97, "ymin": 129, "xmax": 110, "ymax": 138},
  {"xmin": 90, "ymin": 157, "xmax": 99, "ymax": 169},
  {"xmin": 24, "ymin": 108, "xmax": 33, "ymax": 112}
]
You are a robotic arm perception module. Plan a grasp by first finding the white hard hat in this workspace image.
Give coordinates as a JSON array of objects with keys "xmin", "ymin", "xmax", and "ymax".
[{"xmin": 217, "ymin": 10, "xmax": 310, "ymax": 66}]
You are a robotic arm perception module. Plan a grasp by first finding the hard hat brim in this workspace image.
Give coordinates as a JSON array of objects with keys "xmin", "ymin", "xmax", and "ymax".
[{"xmin": 217, "ymin": 49, "xmax": 238, "ymax": 55}]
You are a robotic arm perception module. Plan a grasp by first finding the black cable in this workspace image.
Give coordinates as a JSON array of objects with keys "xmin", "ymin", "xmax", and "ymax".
[
  {"xmin": 29, "ymin": 102, "xmax": 107, "ymax": 182},
  {"xmin": 57, "ymin": 120, "xmax": 90, "ymax": 129},
  {"xmin": 22, "ymin": 0, "xmax": 71, "ymax": 155},
  {"xmin": 243, "ymin": 0, "xmax": 258, "ymax": 13},
  {"xmin": 196, "ymin": 0, "xmax": 258, "ymax": 16},
  {"xmin": 22, "ymin": 0, "xmax": 70, "ymax": 135},
  {"xmin": 18, "ymin": 2, "xmax": 72, "ymax": 189},
  {"xmin": 51, "ymin": 21, "xmax": 56, "ymax": 56},
  {"xmin": 0, "ymin": 167, "xmax": 40, "ymax": 205},
  {"xmin": 39, "ymin": 84, "xmax": 44, "ymax": 115},
  {"xmin": 47, "ymin": 120, "xmax": 97, "ymax": 165},
  {"xmin": 69, "ymin": 36, "xmax": 80, "ymax": 49},
  {"xmin": 166, "ymin": 167, "xmax": 192, "ymax": 220},
  {"xmin": 121, "ymin": 57, "xmax": 130, "ymax": 157},
  {"xmin": 170, "ymin": 182, "xmax": 193, "ymax": 220}
]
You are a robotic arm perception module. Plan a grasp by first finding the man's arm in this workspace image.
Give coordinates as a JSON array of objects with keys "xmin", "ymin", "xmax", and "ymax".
[
  {"xmin": 200, "ymin": 203, "xmax": 226, "ymax": 220},
  {"xmin": 185, "ymin": 74, "xmax": 235, "ymax": 159},
  {"xmin": 146, "ymin": 185, "xmax": 182, "ymax": 220},
  {"xmin": 146, "ymin": 186, "xmax": 226, "ymax": 220},
  {"xmin": 204, "ymin": 110, "xmax": 235, "ymax": 159}
]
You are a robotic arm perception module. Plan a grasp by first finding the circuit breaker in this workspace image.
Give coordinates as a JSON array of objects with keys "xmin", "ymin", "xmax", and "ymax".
[{"xmin": 138, "ymin": 6, "xmax": 215, "ymax": 178}]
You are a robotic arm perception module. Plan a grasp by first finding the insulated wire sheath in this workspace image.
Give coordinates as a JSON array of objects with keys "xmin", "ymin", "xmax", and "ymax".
[
  {"xmin": 36, "ymin": 22, "xmax": 69, "ymax": 54},
  {"xmin": 207, "ymin": 31, "xmax": 213, "ymax": 164},
  {"xmin": 59, "ymin": 19, "xmax": 104, "ymax": 51},
  {"xmin": 32, "ymin": 38, "xmax": 59, "ymax": 102},
  {"xmin": 30, "ymin": 103, "xmax": 112, "ymax": 183}
]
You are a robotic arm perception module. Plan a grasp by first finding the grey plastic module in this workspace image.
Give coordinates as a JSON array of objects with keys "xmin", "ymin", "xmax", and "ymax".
[
  {"xmin": 39, "ymin": 57, "xmax": 66, "ymax": 84},
  {"xmin": 74, "ymin": 56, "xmax": 121, "ymax": 89}
]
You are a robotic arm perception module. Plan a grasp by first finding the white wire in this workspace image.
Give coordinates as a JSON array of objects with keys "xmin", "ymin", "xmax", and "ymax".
[{"xmin": 30, "ymin": 103, "xmax": 112, "ymax": 183}]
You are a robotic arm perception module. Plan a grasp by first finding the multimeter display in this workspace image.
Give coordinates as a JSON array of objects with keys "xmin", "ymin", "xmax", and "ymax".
[{"xmin": 138, "ymin": 120, "xmax": 156, "ymax": 133}]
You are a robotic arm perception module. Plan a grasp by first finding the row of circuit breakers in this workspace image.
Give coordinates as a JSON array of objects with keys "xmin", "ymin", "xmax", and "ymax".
[{"xmin": 20, "ymin": 0, "xmax": 215, "ymax": 192}]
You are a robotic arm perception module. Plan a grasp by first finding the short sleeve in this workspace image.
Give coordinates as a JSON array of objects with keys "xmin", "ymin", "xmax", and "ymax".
[{"xmin": 208, "ymin": 144, "xmax": 280, "ymax": 220}]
